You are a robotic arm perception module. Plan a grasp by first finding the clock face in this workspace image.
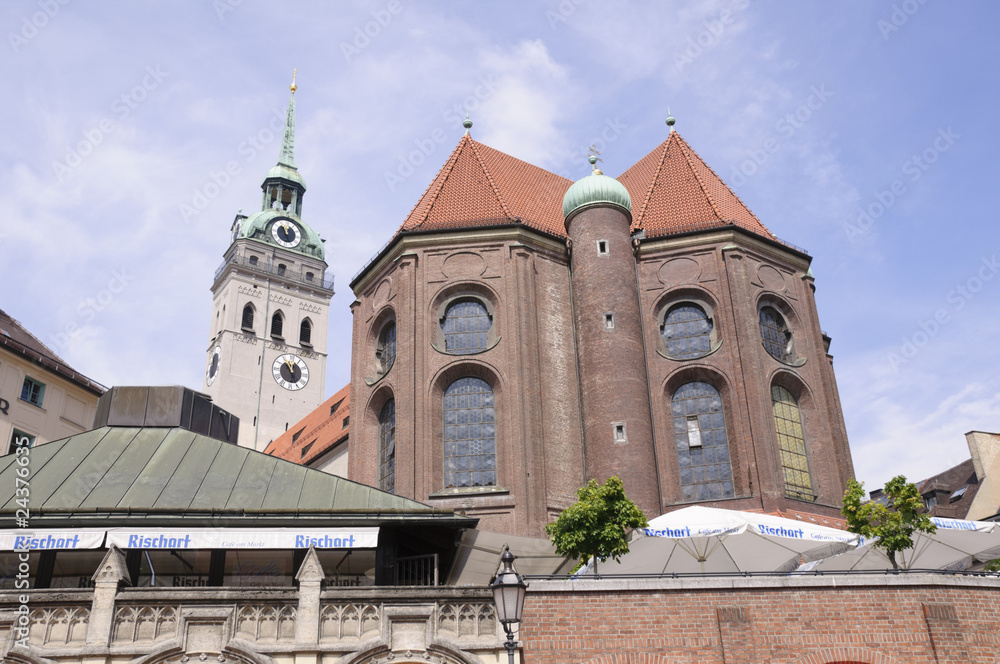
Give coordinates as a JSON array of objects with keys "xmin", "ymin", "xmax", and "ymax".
[
  {"xmin": 271, "ymin": 220, "xmax": 301, "ymax": 248},
  {"xmin": 206, "ymin": 346, "xmax": 221, "ymax": 386},
  {"xmin": 272, "ymin": 354, "xmax": 309, "ymax": 391}
]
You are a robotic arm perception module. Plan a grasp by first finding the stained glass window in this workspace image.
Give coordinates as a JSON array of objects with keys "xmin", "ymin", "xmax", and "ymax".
[
  {"xmin": 759, "ymin": 306, "xmax": 791, "ymax": 362},
  {"xmin": 377, "ymin": 321, "xmax": 396, "ymax": 372},
  {"xmin": 661, "ymin": 304, "xmax": 713, "ymax": 359},
  {"xmin": 442, "ymin": 300, "xmax": 491, "ymax": 354},
  {"xmin": 771, "ymin": 385, "xmax": 814, "ymax": 502},
  {"xmin": 444, "ymin": 377, "xmax": 496, "ymax": 489},
  {"xmin": 378, "ymin": 399, "xmax": 395, "ymax": 493},
  {"xmin": 672, "ymin": 382, "xmax": 734, "ymax": 501}
]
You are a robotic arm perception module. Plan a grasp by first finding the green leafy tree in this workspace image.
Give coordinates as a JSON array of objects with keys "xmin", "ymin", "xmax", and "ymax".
[
  {"xmin": 545, "ymin": 476, "xmax": 648, "ymax": 574},
  {"xmin": 841, "ymin": 475, "xmax": 936, "ymax": 570}
]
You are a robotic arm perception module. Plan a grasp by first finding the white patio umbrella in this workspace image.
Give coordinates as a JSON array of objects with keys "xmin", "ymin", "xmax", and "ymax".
[
  {"xmin": 804, "ymin": 516, "xmax": 1000, "ymax": 572},
  {"xmin": 583, "ymin": 505, "xmax": 858, "ymax": 575}
]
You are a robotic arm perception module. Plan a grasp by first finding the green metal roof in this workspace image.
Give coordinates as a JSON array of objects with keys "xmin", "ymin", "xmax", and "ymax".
[
  {"xmin": 562, "ymin": 170, "xmax": 632, "ymax": 222},
  {"xmin": 238, "ymin": 209, "xmax": 326, "ymax": 260},
  {"xmin": 0, "ymin": 427, "xmax": 467, "ymax": 528}
]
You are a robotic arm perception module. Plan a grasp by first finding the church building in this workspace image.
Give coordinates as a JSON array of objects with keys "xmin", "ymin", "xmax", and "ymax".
[{"xmin": 347, "ymin": 114, "xmax": 855, "ymax": 537}]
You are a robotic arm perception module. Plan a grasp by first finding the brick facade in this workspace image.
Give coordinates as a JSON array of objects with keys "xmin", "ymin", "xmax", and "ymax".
[
  {"xmin": 348, "ymin": 129, "xmax": 855, "ymax": 537},
  {"xmin": 521, "ymin": 575, "xmax": 1000, "ymax": 663}
]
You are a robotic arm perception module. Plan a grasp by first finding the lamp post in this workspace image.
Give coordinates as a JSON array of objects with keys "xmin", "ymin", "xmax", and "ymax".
[{"xmin": 491, "ymin": 547, "xmax": 527, "ymax": 664}]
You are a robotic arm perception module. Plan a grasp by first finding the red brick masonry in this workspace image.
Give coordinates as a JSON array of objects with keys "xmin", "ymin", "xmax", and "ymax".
[{"xmin": 520, "ymin": 574, "xmax": 1000, "ymax": 664}]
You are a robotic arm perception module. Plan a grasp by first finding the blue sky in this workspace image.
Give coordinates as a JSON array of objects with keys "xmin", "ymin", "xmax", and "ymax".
[{"xmin": 2, "ymin": 1, "xmax": 997, "ymax": 493}]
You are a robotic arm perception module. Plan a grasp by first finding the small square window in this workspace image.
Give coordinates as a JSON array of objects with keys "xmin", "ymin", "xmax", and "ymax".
[
  {"xmin": 604, "ymin": 313, "xmax": 615, "ymax": 330},
  {"xmin": 20, "ymin": 377, "xmax": 45, "ymax": 407},
  {"xmin": 8, "ymin": 429, "xmax": 34, "ymax": 455},
  {"xmin": 613, "ymin": 422, "xmax": 627, "ymax": 443},
  {"xmin": 597, "ymin": 240, "xmax": 609, "ymax": 255}
]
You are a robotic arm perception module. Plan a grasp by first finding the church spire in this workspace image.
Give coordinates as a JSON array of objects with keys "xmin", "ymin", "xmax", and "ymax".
[{"xmin": 278, "ymin": 69, "xmax": 297, "ymax": 169}]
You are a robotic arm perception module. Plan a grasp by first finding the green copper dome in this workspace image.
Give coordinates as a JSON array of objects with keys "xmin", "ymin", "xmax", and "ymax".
[
  {"xmin": 239, "ymin": 209, "xmax": 325, "ymax": 260},
  {"xmin": 562, "ymin": 168, "xmax": 632, "ymax": 221}
]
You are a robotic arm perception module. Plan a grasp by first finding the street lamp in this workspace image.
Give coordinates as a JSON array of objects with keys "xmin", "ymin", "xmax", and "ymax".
[{"xmin": 491, "ymin": 547, "xmax": 527, "ymax": 664}]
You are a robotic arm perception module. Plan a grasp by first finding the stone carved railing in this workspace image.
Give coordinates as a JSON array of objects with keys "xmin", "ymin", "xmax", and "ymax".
[
  {"xmin": 234, "ymin": 604, "xmax": 296, "ymax": 642},
  {"xmin": 320, "ymin": 603, "xmax": 380, "ymax": 641},
  {"xmin": 436, "ymin": 602, "xmax": 496, "ymax": 639},
  {"xmin": 113, "ymin": 605, "xmax": 178, "ymax": 643},
  {"xmin": 27, "ymin": 606, "xmax": 90, "ymax": 646}
]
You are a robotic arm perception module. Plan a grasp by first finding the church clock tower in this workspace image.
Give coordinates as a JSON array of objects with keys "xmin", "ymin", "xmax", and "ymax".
[{"xmin": 203, "ymin": 73, "xmax": 334, "ymax": 451}]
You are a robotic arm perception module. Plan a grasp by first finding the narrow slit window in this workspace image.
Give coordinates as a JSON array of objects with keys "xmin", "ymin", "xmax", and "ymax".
[
  {"xmin": 613, "ymin": 423, "xmax": 626, "ymax": 443},
  {"xmin": 604, "ymin": 313, "xmax": 615, "ymax": 330},
  {"xmin": 597, "ymin": 240, "xmax": 609, "ymax": 255}
]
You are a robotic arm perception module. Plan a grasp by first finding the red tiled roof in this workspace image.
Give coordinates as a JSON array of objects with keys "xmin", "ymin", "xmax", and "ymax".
[
  {"xmin": 618, "ymin": 130, "xmax": 774, "ymax": 240},
  {"xmin": 398, "ymin": 134, "xmax": 573, "ymax": 239},
  {"xmin": 394, "ymin": 130, "xmax": 776, "ymax": 245},
  {"xmin": 265, "ymin": 383, "xmax": 349, "ymax": 467}
]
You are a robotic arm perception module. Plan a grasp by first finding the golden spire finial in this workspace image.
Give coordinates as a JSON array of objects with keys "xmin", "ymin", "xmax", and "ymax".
[{"xmin": 290, "ymin": 68, "xmax": 297, "ymax": 94}]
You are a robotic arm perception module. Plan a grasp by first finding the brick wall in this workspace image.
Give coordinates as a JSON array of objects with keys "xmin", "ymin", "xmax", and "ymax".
[{"xmin": 520, "ymin": 575, "xmax": 1000, "ymax": 664}]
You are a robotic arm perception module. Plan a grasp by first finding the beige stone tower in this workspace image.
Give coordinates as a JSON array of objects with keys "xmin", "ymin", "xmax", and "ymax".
[{"xmin": 203, "ymin": 78, "xmax": 333, "ymax": 451}]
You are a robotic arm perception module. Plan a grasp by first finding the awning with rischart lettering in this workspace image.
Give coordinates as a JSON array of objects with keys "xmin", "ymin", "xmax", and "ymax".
[
  {"xmin": 0, "ymin": 529, "xmax": 106, "ymax": 551},
  {"xmin": 105, "ymin": 527, "xmax": 380, "ymax": 549}
]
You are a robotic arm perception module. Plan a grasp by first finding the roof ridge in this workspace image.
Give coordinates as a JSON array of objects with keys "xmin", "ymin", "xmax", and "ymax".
[
  {"xmin": 402, "ymin": 134, "xmax": 469, "ymax": 229},
  {"xmin": 674, "ymin": 132, "xmax": 726, "ymax": 225},
  {"xmin": 675, "ymin": 131, "xmax": 772, "ymax": 237},
  {"xmin": 634, "ymin": 136, "xmax": 672, "ymax": 228},
  {"xmin": 468, "ymin": 138, "xmax": 513, "ymax": 219}
]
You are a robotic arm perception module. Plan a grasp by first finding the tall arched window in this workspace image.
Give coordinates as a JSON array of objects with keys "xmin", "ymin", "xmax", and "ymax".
[
  {"xmin": 671, "ymin": 382, "xmax": 734, "ymax": 501},
  {"xmin": 241, "ymin": 304, "xmax": 255, "ymax": 331},
  {"xmin": 271, "ymin": 311, "xmax": 284, "ymax": 339},
  {"xmin": 441, "ymin": 300, "xmax": 491, "ymax": 354},
  {"xmin": 444, "ymin": 377, "xmax": 496, "ymax": 488},
  {"xmin": 661, "ymin": 303, "xmax": 713, "ymax": 359},
  {"xmin": 771, "ymin": 385, "xmax": 814, "ymax": 501},
  {"xmin": 759, "ymin": 306, "xmax": 792, "ymax": 362},
  {"xmin": 377, "ymin": 321, "xmax": 396, "ymax": 373},
  {"xmin": 300, "ymin": 318, "xmax": 312, "ymax": 346},
  {"xmin": 378, "ymin": 399, "xmax": 395, "ymax": 493}
]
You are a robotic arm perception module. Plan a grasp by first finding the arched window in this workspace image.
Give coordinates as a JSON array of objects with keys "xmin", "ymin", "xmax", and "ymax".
[
  {"xmin": 377, "ymin": 321, "xmax": 396, "ymax": 373},
  {"xmin": 671, "ymin": 382, "xmax": 734, "ymax": 501},
  {"xmin": 771, "ymin": 385, "xmax": 814, "ymax": 501},
  {"xmin": 300, "ymin": 318, "xmax": 312, "ymax": 346},
  {"xmin": 277, "ymin": 263, "xmax": 286, "ymax": 276},
  {"xmin": 271, "ymin": 311, "xmax": 284, "ymax": 339},
  {"xmin": 661, "ymin": 303, "xmax": 713, "ymax": 359},
  {"xmin": 444, "ymin": 377, "xmax": 496, "ymax": 489},
  {"xmin": 441, "ymin": 300, "xmax": 491, "ymax": 354},
  {"xmin": 241, "ymin": 304, "xmax": 255, "ymax": 331},
  {"xmin": 759, "ymin": 306, "xmax": 792, "ymax": 362},
  {"xmin": 249, "ymin": 255, "xmax": 258, "ymax": 266},
  {"xmin": 378, "ymin": 399, "xmax": 395, "ymax": 493}
]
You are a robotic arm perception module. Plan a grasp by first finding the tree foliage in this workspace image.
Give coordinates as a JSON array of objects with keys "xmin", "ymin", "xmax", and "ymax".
[
  {"xmin": 544, "ymin": 476, "xmax": 648, "ymax": 574},
  {"xmin": 841, "ymin": 475, "xmax": 936, "ymax": 570}
]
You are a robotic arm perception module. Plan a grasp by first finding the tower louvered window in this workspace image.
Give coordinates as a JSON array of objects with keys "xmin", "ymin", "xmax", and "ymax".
[
  {"xmin": 771, "ymin": 385, "xmax": 815, "ymax": 502},
  {"xmin": 241, "ymin": 304, "xmax": 255, "ymax": 331},
  {"xmin": 271, "ymin": 312, "xmax": 284, "ymax": 339},
  {"xmin": 300, "ymin": 319, "xmax": 312, "ymax": 346}
]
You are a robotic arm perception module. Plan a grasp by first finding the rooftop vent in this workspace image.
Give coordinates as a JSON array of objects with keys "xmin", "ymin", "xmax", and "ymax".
[{"xmin": 93, "ymin": 386, "xmax": 239, "ymax": 445}]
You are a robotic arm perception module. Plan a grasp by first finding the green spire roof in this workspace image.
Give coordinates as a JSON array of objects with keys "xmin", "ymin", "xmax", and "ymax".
[{"xmin": 263, "ymin": 80, "xmax": 305, "ymax": 190}]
